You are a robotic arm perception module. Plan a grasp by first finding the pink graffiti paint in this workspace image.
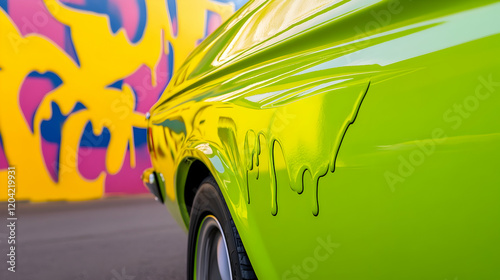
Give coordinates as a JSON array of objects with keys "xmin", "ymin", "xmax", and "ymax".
[
  {"xmin": 109, "ymin": 0, "xmax": 140, "ymax": 41},
  {"xmin": 19, "ymin": 75, "xmax": 56, "ymax": 130},
  {"xmin": 41, "ymin": 139, "xmax": 60, "ymax": 182},
  {"xmin": 172, "ymin": 18, "xmax": 178, "ymax": 37},
  {"xmin": 207, "ymin": 11, "xmax": 222, "ymax": 35},
  {"xmin": 104, "ymin": 145, "xmax": 150, "ymax": 194},
  {"xmin": 77, "ymin": 146, "xmax": 107, "ymax": 180},
  {"xmin": 8, "ymin": 0, "xmax": 66, "ymax": 50},
  {"xmin": 0, "ymin": 144, "xmax": 8, "ymax": 170},
  {"xmin": 124, "ymin": 46, "xmax": 169, "ymax": 113}
]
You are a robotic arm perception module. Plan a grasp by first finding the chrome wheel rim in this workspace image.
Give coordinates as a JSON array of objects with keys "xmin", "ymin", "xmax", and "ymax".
[{"xmin": 195, "ymin": 215, "xmax": 232, "ymax": 280}]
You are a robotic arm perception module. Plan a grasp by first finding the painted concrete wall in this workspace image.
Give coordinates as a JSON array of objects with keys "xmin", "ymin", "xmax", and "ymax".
[{"xmin": 0, "ymin": 0, "xmax": 247, "ymax": 201}]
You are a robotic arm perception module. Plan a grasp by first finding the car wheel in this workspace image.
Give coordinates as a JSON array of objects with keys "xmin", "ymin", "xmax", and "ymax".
[{"xmin": 187, "ymin": 176, "xmax": 257, "ymax": 280}]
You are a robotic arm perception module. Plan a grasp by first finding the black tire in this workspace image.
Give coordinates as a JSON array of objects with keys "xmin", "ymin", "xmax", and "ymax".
[{"xmin": 187, "ymin": 176, "xmax": 257, "ymax": 280}]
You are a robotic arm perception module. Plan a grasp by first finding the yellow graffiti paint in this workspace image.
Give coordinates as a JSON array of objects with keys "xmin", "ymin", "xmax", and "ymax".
[{"xmin": 0, "ymin": 0, "xmax": 236, "ymax": 201}]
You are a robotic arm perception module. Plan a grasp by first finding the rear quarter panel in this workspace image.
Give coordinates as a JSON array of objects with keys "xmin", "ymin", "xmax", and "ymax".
[{"xmin": 149, "ymin": 0, "xmax": 500, "ymax": 278}]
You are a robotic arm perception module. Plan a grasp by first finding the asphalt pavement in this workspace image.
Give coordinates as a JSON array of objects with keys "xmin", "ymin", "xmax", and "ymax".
[{"xmin": 0, "ymin": 195, "xmax": 187, "ymax": 280}]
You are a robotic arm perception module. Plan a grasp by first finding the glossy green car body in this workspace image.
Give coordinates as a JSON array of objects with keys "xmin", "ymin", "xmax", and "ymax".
[{"xmin": 145, "ymin": 0, "xmax": 500, "ymax": 278}]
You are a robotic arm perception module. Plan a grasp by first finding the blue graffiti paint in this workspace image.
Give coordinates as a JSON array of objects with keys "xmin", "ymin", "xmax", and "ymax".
[
  {"xmin": 39, "ymin": 102, "xmax": 87, "ymax": 181},
  {"xmin": 107, "ymin": 79, "xmax": 124, "ymax": 89},
  {"xmin": 133, "ymin": 127, "xmax": 147, "ymax": 147},
  {"xmin": 26, "ymin": 71, "xmax": 63, "ymax": 133},
  {"xmin": 133, "ymin": 0, "xmax": 147, "ymax": 43},
  {"xmin": 40, "ymin": 102, "xmax": 66, "ymax": 181},
  {"xmin": 41, "ymin": 102, "xmax": 66, "ymax": 144},
  {"xmin": 63, "ymin": 0, "xmax": 122, "ymax": 33},
  {"xmin": 64, "ymin": 26, "xmax": 81, "ymax": 66},
  {"xmin": 73, "ymin": 102, "xmax": 86, "ymax": 112},
  {"xmin": 0, "ymin": 0, "xmax": 8, "ymax": 13},
  {"xmin": 29, "ymin": 71, "xmax": 63, "ymax": 88},
  {"xmin": 167, "ymin": 41, "xmax": 174, "ymax": 82},
  {"xmin": 62, "ymin": 0, "xmax": 147, "ymax": 44},
  {"xmin": 214, "ymin": 0, "xmax": 247, "ymax": 10},
  {"xmin": 166, "ymin": 0, "xmax": 178, "ymax": 37},
  {"xmin": 80, "ymin": 122, "xmax": 111, "ymax": 148}
]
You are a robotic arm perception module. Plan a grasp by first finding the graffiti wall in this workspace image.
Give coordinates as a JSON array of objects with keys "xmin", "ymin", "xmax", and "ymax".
[{"xmin": 0, "ymin": 0, "xmax": 247, "ymax": 201}]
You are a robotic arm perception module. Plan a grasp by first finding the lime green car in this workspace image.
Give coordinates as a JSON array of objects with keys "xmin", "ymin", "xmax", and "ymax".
[{"xmin": 142, "ymin": 0, "xmax": 500, "ymax": 279}]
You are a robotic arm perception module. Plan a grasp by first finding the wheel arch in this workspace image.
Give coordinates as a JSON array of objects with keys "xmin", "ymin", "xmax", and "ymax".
[
  {"xmin": 174, "ymin": 143, "xmax": 248, "ymax": 232},
  {"xmin": 173, "ymin": 142, "xmax": 275, "ymax": 279}
]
